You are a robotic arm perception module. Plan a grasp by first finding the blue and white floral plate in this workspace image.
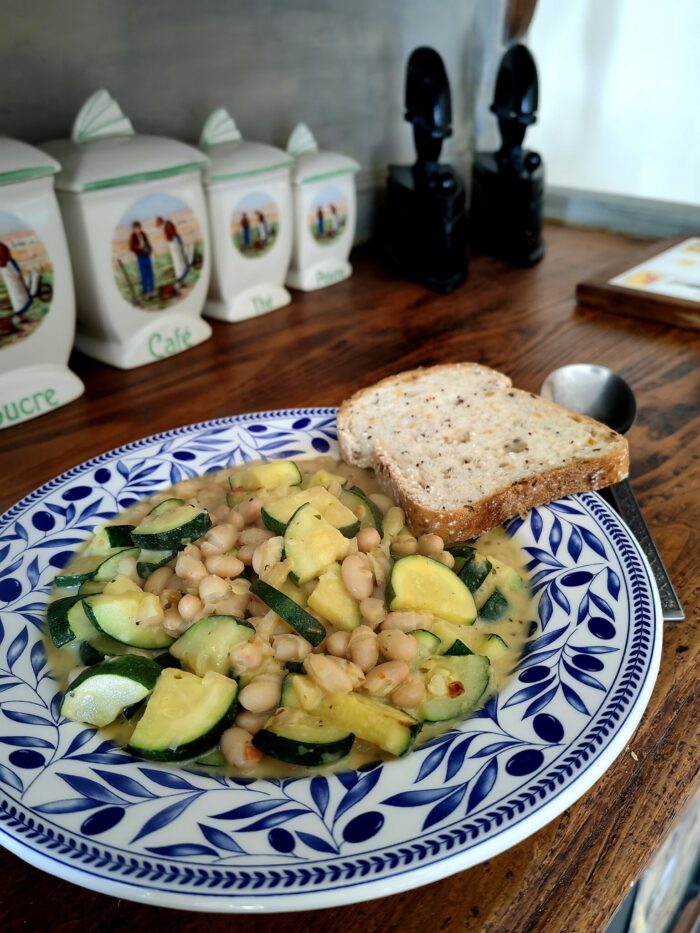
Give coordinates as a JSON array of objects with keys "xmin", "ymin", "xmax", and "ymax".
[{"xmin": 0, "ymin": 409, "xmax": 662, "ymax": 912}]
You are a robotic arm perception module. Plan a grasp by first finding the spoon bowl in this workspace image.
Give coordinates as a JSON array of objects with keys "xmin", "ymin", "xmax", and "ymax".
[
  {"xmin": 540, "ymin": 363, "xmax": 637, "ymax": 435},
  {"xmin": 540, "ymin": 363, "xmax": 683, "ymax": 621}
]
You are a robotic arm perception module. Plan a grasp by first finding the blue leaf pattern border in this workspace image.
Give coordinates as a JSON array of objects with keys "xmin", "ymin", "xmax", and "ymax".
[{"xmin": 0, "ymin": 409, "xmax": 661, "ymax": 907}]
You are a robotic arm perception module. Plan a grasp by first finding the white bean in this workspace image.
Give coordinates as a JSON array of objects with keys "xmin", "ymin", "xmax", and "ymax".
[
  {"xmin": 383, "ymin": 506, "xmax": 405, "ymax": 538},
  {"xmin": 178, "ymin": 593, "xmax": 202, "ymax": 623},
  {"xmin": 390, "ymin": 534, "xmax": 419, "ymax": 557},
  {"xmin": 273, "ymin": 633, "xmax": 312, "ymax": 662},
  {"xmin": 239, "ymin": 527, "xmax": 273, "ymax": 548},
  {"xmin": 238, "ymin": 673, "xmax": 282, "ymax": 713},
  {"xmin": 391, "ymin": 675, "xmax": 426, "ymax": 709},
  {"xmin": 381, "ymin": 611, "xmax": 433, "ymax": 632},
  {"xmin": 229, "ymin": 640, "xmax": 263, "ymax": 673},
  {"xmin": 238, "ymin": 497, "xmax": 263, "ymax": 524},
  {"xmin": 378, "ymin": 629, "xmax": 418, "ymax": 662},
  {"xmin": 202, "ymin": 523, "xmax": 238, "ymax": 554},
  {"xmin": 162, "ymin": 607, "xmax": 188, "ymax": 636},
  {"xmin": 234, "ymin": 710, "xmax": 269, "ymax": 735},
  {"xmin": 304, "ymin": 654, "xmax": 354, "ymax": 694},
  {"xmin": 325, "ymin": 630, "xmax": 351, "ymax": 657},
  {"xmin": 175, "ymin": 551, "xmax": 207, "ymax": 583},
  {"xmin": 347, "ymin": 625, "xmax": 379, "ymax": 672},
  {"xmin": 223, "ymin": 509, "xmax": 245, "ymax": 530},
  {"xmin": 143, "ymin": 566, "xmax": 174, "ymax": 595},
  {"xmin": 205, "ymin": 554, "xmax": 245, "ymax": 579},
  {"xmin": 356, "ymin": 527, "xmax": 381, "ymax": 552},
  {"xmin": 220, "ymin": 726, "xmax": 262, "ymax": 770},
  {"xmin": 434, "ymin": 550, "xmax": 455, "ymax": 568},
  {"xmin": 198, "ymin": 574, "xmax": 229, "ymax": 603},
  {"xmin": 341, "ymin": 553, "xmax": 374, "ymax": 600},
  {"xmin": 364, "ymin": 660, "xmax": 410, "ymax": 697},
  {"xmin": 237, "ymin": 545, "xmax": 255, "ymax": 566},
  {"xmin": 117, "ymin": 556, "xmax": 141, "ymax": 584},
  {"xmin": 418, "ymin": 533, "xmax": 444, "ymax": 557},
  {"xmin": 360, "ymin": 597, "xmax": 386, "ymax": 628},
  {"xmin": 253, "ymin": 536, "xmax": 284, "ymax": 577},
  {"xmin": 210, "ymin": 593, "xmax": 248, "ymax": 617}
]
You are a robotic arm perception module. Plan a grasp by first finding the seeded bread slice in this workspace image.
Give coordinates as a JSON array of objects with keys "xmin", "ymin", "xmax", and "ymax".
[{"xmin": 337, "ymin": 363, "xmax": 629, "ymax": 543}]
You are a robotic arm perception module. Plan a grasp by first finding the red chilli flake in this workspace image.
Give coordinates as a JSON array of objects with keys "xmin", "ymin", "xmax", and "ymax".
[{"xmin": 448, "ymin": 682, "xmax": 465, "ymax": 698}]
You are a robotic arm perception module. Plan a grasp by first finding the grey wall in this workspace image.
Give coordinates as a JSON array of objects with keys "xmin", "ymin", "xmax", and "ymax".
[{"xmin": 0, "ymin": 0, "xmax": 505, "ymax": 239}]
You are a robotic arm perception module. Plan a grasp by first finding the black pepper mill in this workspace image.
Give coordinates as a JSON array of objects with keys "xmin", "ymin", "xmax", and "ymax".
[
  {"xmin": 471, "ymin": 43, "xmax": 544, "ymax": 267},
  {"xmin": 386, "ymin": 47, "xmax": 468, "ymax": 293}
]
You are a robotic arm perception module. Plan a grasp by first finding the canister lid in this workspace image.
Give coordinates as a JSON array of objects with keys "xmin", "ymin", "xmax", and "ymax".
[
  {"xmin": 199, "ymin": 109, "xmax": 293, "ymax": 185},
  {"xmin": 41, "ymin": 90, "xmax": 208, "ymax": 193},
  {"xmin": 286, "ymin": 124, "xmax": 360, "ymax": 186},
  {"xmin": 0, "ymin": 138, "xmax": 60, "ymax": 187}
]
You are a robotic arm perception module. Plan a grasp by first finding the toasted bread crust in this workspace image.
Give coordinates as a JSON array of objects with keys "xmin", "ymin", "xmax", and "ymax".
[{"xmin": 338, "ymin": 364, "xmax": 629, "ymax": 544}]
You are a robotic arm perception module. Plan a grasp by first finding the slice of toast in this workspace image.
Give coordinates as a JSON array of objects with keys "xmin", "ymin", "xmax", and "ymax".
[{"xmin": 337, "ymin": 363, "xmax": 629, "ymax": 543}]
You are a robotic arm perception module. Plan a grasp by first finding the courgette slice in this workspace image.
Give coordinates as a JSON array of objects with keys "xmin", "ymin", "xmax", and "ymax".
[
  {"xmin": 79, "ymin": 640, "xmax": 107, "ymax": 666},
  {"xmin": 128, "ymin": 668, "xmax": 238, "ymax": 762},
  {"xmin": 418, "ymin": 655, "xmax": 490, "ymax": 722},
  {"xmin": 84, "ymin": 590, "xmax": 174, "ymax": 650},
  {"xmin": 283, "ymin": 503, "xmax": 350, "ymax": 584},
  {"xmin": 252, "ymin": 706, "xmax": 354, "ymax": 766},
  {"xmin": 250, "ymin": 579, "xmax": 326, "ymax": 646},
  {"xmin": 301, "ymin": 469, "xmax": 348, "ymax": 490},
  {"xmin": 47, "ymin": 596, "xmax": 98, "ymax": 647},
  {"xmin": 229, "ymin": 460, "xmax": 302, "ymax": 491},
  {"xmin": 478, "ymin": 590, "xmax": 510, "ymax": 620},
  {"xmin": 472, "ymin": 556, "xmax": 523, "ymax": 620},
  {"xmin": 86, "ymin": 524, "xmax": 136, "ymax": 554},
  {"xmin": 262, "ymin": 486, "xmax": 360, "ymax": 537},
  {"xmin": 136, "ymin": 548, "xmax": 176, "ymax": 578},
  {"xmin": 61, "ymin": 655, "xmax": 162, "ymax": 727},
  {"xmin": 456, "ymin": 548, "xmax": 492, "ymax": 592},
  {"xmin": 444, "ymin": 639, "xmax": 473, "ymax": 656},
  {"xmin": 54, "ymin": 546, "xmax": 141, "ymax": 589},
  {"xmin": 386, "ymin": 555, "xmax": 476, "ymax": 625},
  {"xmin": 319, "ymin": 693, "xmax": 420, "ymax": 757},
  {"xmin": 170, "ymin": 615, "xmax": 254, "ymax": 676},
  {"xmin": 482, "ymin": 634, "xmax": 509, "ymax": 662},
  {"xmin": 93, "ymin": 547, "xmax": 141, "ymax": 581},
  {"xmin": 148, "ymin": 497, "xmax": 184, "ymax": 515},
  {"xmin": 131, "ymin": 503, "xmax": 211, "ymax": 550},
  {"xmin": 280, "ymin": 673, "xmax": 323, "ymax": 710},
  {"xmin": 410, "ymin": 629, "xmax": 441, "ymax": 662},
  {"xmin": 306, "ymin": 562, "xmax": 361, "ymax": 631},
  {"xmin": 338, "ymin": 485, "xmax": 384, "ymax": 537}
]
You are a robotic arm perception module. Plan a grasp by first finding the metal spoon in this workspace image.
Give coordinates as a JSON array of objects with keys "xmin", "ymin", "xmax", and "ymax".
[{"xmin": 541, "ymin": 363, "xmax": 684, "ymax": 621}]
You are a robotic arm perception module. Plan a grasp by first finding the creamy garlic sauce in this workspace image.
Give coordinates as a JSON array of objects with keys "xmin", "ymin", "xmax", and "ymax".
[{"xmin": 46, "ymin": 457, "xmax": 534, "ymax": 779}]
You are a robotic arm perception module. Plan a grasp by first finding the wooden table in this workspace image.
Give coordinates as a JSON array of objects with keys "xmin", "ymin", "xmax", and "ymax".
[{"xmin": 1, "ymin": 225, "xmax": 698, "ymax": 932}]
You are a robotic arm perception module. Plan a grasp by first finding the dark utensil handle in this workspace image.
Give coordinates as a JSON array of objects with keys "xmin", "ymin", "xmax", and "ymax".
[{"xmin": 608, "ymin": 480, "xmax": 685, "ymax": 622}]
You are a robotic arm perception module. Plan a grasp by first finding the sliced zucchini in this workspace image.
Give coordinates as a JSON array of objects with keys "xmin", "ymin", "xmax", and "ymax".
[
  {"xmin": 338, "ymin": 485, "xmax": 384, "ymax": 537},
  {"xmin": 262, "ymin": 486, "xmax": 360, "ymax": 537},
  {"xmin": 478, "ymin": 590, "xmax": 510, "ymax": 621},
  {"xmin": 319, "ymin": 693, "xmax": 420, "ymax": 757},
  {"xmin": 252, "ymin": 706, "xmax": 354, "ymax": 766},
  {"xmin": 136, "ymin": 548, "xmax": 176, "ymax": 578},
  {"xmin": 92, "ymin": 524, "xmax": 135, "ymax": 551},
  {"xmin": 54, "ymin": 546, "xmax": 140, "ymax": 589},
  {"xmin": 482, "ymin": 634, "xmax": 509, "ymax": 662},
  {"xmin": 418, "ymin": 655, "xmax": 490, "ymax": 722},
  {"xmin": 456, "ymin": 548, "xmax": 493, "ymax": 592},
  {"xmin": 229, "ymin": 460, "xmax": 302, "ymax": 491},
  {"xmin": 280, "ymin": 673, "xmax": 323, "ymax": 711},
  {"xmin": 61, "ymin": 655, "xmax": 162, "ymax": 727},
  {"xmin": 155, "ymin": 651, "xmax": 182, "ymax": 669},
  {"xmin": 78, "ymin": 579, "xmax": 105, "ymax": 596},
  {"xmin": 444, "ymin": 639, "xmax": 473, "ymax": 656},
  {"xmin": 93, "ymin": 547, "xmax": 140, "ymax": 581},
  {"xmin": 283, "ymin": 503, "xmax": 350, "ymax": 584},
  {"xmin": 54, "ymin": 555, "xmax": 107, "ymax": 589},
  {"xmin": 306, "ymin": 562, "xmax": 361, "ymax": 631},
  {"xmin": 131, "ymin": 503, "xmax": 211, "ymax": 550},
  {"xmin": 128, "ymin": 668, "xmax": 238, "ymax": 762},
  {"xmin": 148, "ymin": 497, "xmax": 184, "ymax": 516},
  {"xmin": 386, "ymin": 555, "xmax": 476, "ymax": 625},
  {"xmin": 250, "ymin": 580, "xmax": 326, "ymax": 646},
  {"xmin": 84, "ymin": 587, "xmax": 174, "ymax": 650},
  {"xmin": 47, "ymin": 596, "xmax": 98, "ymax": 647},
  {"xmin": 410, "ymin": 629, "xmax": 441, "ymax": 661},
  {"xmin": 79, "ymin": 640, "xmax": 107, "ymax": 666},
  {"xmin": 170, "ymin": 615, "xmax": 254, "ymax": 676}
]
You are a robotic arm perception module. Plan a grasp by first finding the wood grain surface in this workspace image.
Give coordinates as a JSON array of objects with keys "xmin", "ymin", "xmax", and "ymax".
[{"xmin": 0, "ymin": 225, "xmax": 698, "ymax": 933}]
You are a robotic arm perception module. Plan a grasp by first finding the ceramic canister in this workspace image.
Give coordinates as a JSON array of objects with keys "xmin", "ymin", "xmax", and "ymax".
[
  {"xmin": 200, "ymin": 109, "xmax": 294, "ymax": 322},
  {"xmin": 41, "ymin": 90, "xmax": 212, "ymax": 369},
  {"xmin": 0, "ymin": 138, "xmax": 83, "ymax": 430},
  {"xmin": 285, "ymin": 124, "xmax": 360, "ymax": 292}
]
